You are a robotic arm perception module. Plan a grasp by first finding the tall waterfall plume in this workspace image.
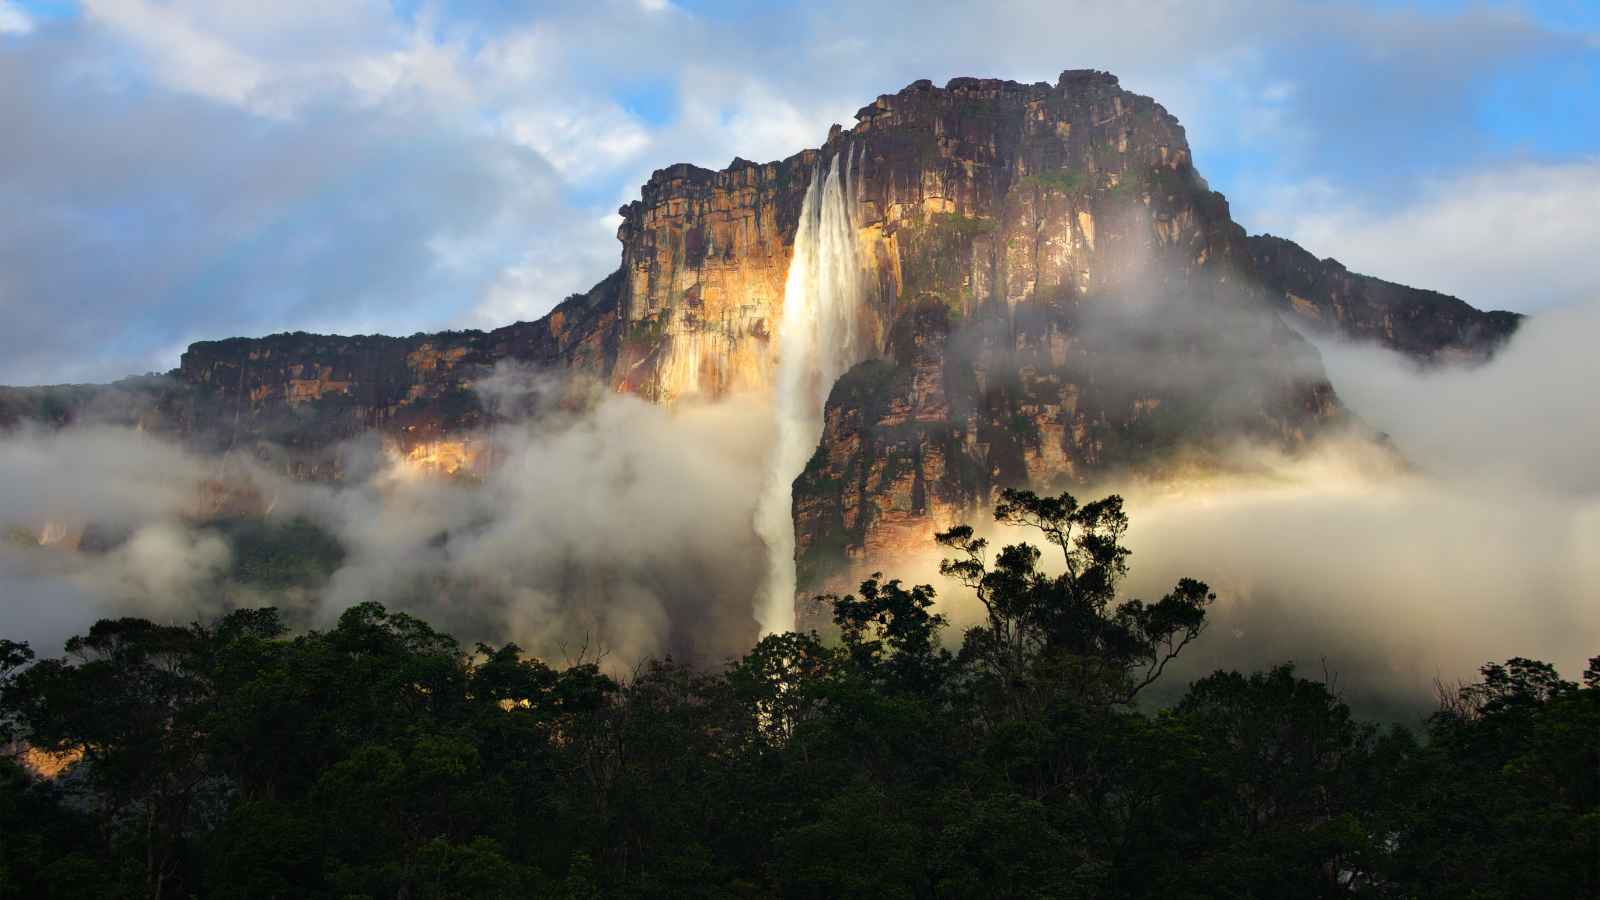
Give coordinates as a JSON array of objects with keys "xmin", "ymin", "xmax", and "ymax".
[{"xmin": 754, "ymin": 149, "xmax": 865, "ymax": 634}]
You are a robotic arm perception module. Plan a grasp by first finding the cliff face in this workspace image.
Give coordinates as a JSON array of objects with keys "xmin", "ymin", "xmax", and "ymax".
[{"xmin": 612, "ymin": 159, "xmax": 808, "ymax": 401}]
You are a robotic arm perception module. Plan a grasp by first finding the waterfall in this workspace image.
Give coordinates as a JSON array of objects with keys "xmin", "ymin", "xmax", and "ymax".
[{"xmin": 753, "ymin": 148, "xmax": 864, "ymax": 635}]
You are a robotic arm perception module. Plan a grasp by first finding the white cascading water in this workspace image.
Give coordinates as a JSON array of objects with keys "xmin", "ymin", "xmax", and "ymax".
[{"xmin": 753, "ymin": 148, "xmax": 864, "ymax": 634}]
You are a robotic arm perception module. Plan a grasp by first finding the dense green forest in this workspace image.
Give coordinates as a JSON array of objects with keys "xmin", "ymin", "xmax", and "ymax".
[{"xmin": 1, "ymin": 490, "xmax": 1595, "ymax": 899}]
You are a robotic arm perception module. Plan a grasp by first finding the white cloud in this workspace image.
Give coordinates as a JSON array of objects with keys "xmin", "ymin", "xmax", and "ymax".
[
  {"xmin": 0, "ymin": 1, "xmax": 33, "ymax": 35},
  {"xmin": 1315, "ymin": 301, "xmax": 1600, "ymax": 495},
  {"xmin": 471, "ymin": 26, "xmax": 558, "ymax": 87},
  {"xmin": 466, "ymin": 213, "xmax": 622, "ymax": 327},
  {"xmin": 500, "ymin": 103, "xmax": 652, "ymax": 180},
  {"xmin": 617, "ymin": 63, "xmax": 854, "ymax": 187},
  {"xmin": 82, "ymin": 0, "xmax": 270, "ymax": 109},
  {"xmin": 1252, "ymin": 158, "xmax": 1600, "ymax": 313},
  {"xmin": 79, "ymin": 0, "xmax": 467, "ymax": 116}
]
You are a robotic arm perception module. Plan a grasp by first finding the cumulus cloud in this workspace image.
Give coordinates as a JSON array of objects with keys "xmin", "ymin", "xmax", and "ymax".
[
  {"xmin": 500, "ymin": 102, "xmax": 653, "ymax": 180},
  {"xmin": 83, "ymin": 0, "xmax": 275, "ymax": 111},
  {"xmin": 465, "ymin": 214, "xmax": 622, "ymax": 328},
  {"xmin": 79, "ymin": 0, "xmax": 433, "ymax": 115},
  {"xmin": 3, "ymin": 0, "xmax": 1593, "ymax": 385},
  {"xmin": 0, "ymin": 27, "xmax": 592, "ymax": 383}
]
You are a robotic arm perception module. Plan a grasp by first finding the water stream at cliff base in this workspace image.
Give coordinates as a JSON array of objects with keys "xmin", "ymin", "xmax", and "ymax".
[{"xmin": 754, "ymin": 149, "xmax": 864, "ymax": 634}]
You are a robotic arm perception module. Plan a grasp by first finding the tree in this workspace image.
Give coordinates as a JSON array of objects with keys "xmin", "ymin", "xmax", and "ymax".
[
  {"xmin": 830, "ymin": 576, "xmax": 952, "ymax": 694},
  {"xmin": 727, "ymin": 631, "xmax": 835, "ymax": 747},
  {"xmin": 1384, "ymin": 657, "xmax": 1600, "ymax": 898},
  {"xmin": 6, "ymin": 619, "xmax": 213, "ymax": 899},
  {"xmin": 1159, "ymin": 666, "xmax": 1384, "ymax": 896},
  {"xmin": 937, "ymin": 488, "xmax": 1213, "ymax": 709},
  {"xmin": 0, "ymin": 639, "xmax": 33, "ymax": 746}
]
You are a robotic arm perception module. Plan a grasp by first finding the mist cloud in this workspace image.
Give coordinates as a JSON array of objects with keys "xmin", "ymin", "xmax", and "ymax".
[
  {"xmin": 919, "ymin": 301, "xmax": 1599, "ymax": 716},
  {"xmin": 1315, "ymin": 300, "xmax": 1600, "ymax": 494},
  {"xmin": 1116, "ymin": 436, "xmax": 1598, "ymax": 718},
  {"xmin": 1155, "ymin": 302, "xmax": 1600, "ymax": 700},
  {"xmin": 0, "ymin": 425, "xmax": 241, "ymax": 652},
  {"xmin": 296, "ymin": 373, "xmax": 775, "ymax": 667},
  {"xmin": 0, "ymin": 371, "xmax": 775, "ymax": 672}
]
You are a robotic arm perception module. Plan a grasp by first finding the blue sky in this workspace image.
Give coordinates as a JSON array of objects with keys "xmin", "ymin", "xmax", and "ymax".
[{"xmin": 0, "ymin": 0, "xmax": 1596, "ymax": 384}]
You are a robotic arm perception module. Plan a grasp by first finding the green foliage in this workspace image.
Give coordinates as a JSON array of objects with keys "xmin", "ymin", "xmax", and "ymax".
[
  {"xmin": 927, "ymin": 211, "xmax": 998, "ymax": 241},
  {"xmin": 897, "ymin": 213, "xmax": 994, "ymax": 314},
  {"xmin": 0, "ymin": 639, "xmax": 34, "ymax": 744},
  {"xmin": 1102, "ymin": 165, "xmax": 1188, "ymax": 203},
  {"xmin": 795, "ymin": 521, "xmax": 850, "ymax": 593},
  {"xmin": 828, "ymin": 357, "xmax": 902, "ymax": 405},
  {"xmin": 1105, "ymin": 166, "xmax": 1147, "ymax": 199},
  {"xmin": 622, "ymin": 315, "xmax": 669, "ymax": 356},
  {"xmin": 832, "ymin": 576, "xmax": 951, "ymax": 693},
  {"xmin": 1380, "ymin": 657, "xmax": 1600, "ymax": 897},
  {"xmin": 216, "ymin": 517, "xmax": 346, "ymax": 589},
  {"xmin": 1019, "ymin": 170, "xmax": 1086, "ymax": 195},
  {"xmin": 937, "ymin": 489, "xmax": 1213, "ymax": 709},
  {"xmin": 33, "ymin": 391, "xmax": 71, "ymax": 422},
  {"xmin": 0, "ymin": 496, "xmax": 1594, "ymax": 899}
]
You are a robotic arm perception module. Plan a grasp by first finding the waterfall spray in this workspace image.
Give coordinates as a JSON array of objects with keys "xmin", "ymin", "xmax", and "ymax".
[{"xmin": 753, "ymin": 149, "xmax": 865, "ymax": 634}]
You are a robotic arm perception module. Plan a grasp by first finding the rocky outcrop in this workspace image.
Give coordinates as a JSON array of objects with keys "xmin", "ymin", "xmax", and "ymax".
[
  {"xmin": 1249, "ymin": 234, "xmax": 1521, "ymax": 362},
  {"xmin": 0, "ymin": 272, "xmax": 624, "ymax": 475},
  {"xmin": 175, "ymin": 269, "xmax": 623, "ymax": 455},
  {"xmin": 613, "ymin": 159, "xmax": 810, "ymax": 401},
  {"xmin": 767, "ymin": 72, "xmax": 1344, "ymax": 621}
]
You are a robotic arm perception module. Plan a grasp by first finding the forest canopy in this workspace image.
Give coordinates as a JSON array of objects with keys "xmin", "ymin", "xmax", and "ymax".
[{"xmin": 1, "ymin": 490, "xmax": 1595, "ymax": 899}]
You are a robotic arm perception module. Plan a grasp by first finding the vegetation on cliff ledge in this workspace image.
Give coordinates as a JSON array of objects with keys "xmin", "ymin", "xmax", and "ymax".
[
  {"xmin": 1, "ymin": 490, "xmax": 1595, "ymax": 899},
  {"xmin": 1019, "ymin": 170, "xmax": 1087, "ymax": 196}
]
